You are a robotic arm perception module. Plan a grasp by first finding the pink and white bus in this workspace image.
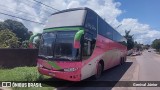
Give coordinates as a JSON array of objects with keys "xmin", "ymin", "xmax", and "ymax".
[{"xmin": 34, "ymin": 7, "xmax": 127, "ymax": 81}]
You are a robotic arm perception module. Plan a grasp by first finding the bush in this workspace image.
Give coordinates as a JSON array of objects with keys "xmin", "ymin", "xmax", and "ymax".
[{"xmin": 0, "ymin": 29, "xmax": 20, "ymax": 48}]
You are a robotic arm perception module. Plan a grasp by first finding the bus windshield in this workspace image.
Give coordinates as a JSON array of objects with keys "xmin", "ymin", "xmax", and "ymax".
[{"xmin": 39, "ymin": 31, "xmax": 79, "ymax": 61}]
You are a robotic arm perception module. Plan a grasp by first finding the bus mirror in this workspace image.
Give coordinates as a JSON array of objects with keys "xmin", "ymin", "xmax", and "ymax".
[
  {"xmin": 74, "ymin": 30, "xmax": 84, "ymax": 49},
  {"xmin": 29, "ymin": 33, "xmax": 41, "ymax": 48},
  {"xmin": 74, "ymin": 40, "xmax": 80, "ymax": 49}
]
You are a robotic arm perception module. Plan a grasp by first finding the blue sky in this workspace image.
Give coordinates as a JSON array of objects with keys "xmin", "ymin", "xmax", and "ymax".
[
  {"xmin": 116, "ymin": 0, "xmax": 160, "ymax": 30},
  {"xmin": 0, "ymin": 0, "xmax": 160, "ymax": 44}
]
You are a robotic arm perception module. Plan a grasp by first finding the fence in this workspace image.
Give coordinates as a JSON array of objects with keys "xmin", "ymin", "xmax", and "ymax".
[{"xmin": 0, "ymin": 49, "xmax": 38, "ymax": 68}]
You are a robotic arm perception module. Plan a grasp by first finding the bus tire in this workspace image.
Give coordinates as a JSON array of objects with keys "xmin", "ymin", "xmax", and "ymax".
[
  {"xmin": 120, "ymin": 57, "xmax": 124, "ymax": 65},
  {"xmin": 124, "ymin": 56, "xmax": 127, "ymax": 62},
  {"xmin": 94, "ymin": 62, "xmax": 103, "ymax": 79}
]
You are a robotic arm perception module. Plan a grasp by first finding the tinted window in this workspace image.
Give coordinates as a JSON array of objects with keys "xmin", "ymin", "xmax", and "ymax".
[
  {"xmin": 98, "ymin": 16, "xmax": 126, "ymax": 46},
  {"xmin": 39, "ymin": 32, "xmax": 56, "ymax": 57},
  {"xmin": 39, "ymin": 31, "xmax": 80, "ymax": 61},
  {"xmin": 113, "ymin": 30, "xmax": 119, "ymax": 42},
  {"xmin": 54, "ymin": 31, "xmax": 78, "ymax": 60},
  {"xmin": 107, "ymin": 25, "xmax": 113, "ymax": 39},
  {"xmin": 113, "ymin": 30, "xmax": 127, "ymax": 46},
  {"xmin": 98, "ymin": 17, "xmax": 106, "ymax": 37},
  {"xmin": 85, "ymin": 10, "xmax": 97, "ymax": 33},
  {"xmin": 98, "ymin": 17, "xmax": 113, "ymax": 39}
]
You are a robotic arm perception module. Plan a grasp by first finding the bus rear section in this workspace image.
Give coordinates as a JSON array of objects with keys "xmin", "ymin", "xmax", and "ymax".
[{"xmin": 34, "ymin": 7, "xmax": 127, "ymax": 81}]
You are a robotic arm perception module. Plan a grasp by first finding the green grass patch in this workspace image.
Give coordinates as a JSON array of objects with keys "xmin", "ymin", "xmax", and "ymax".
[
  {"xmin": 0, "ymin": 67, "xmax": 56, "ymax": 90},
  {"xmin": 0, "ymin": 67, "xmax": 50, "ymax": 81}
]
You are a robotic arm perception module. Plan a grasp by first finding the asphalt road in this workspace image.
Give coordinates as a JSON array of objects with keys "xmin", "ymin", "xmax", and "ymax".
[
  {"xmin": 136, "ymin": 49, "xmax": 160, "ymax": 90},
  {"xmin": 136, "ymin": 49, "xmax": 160, "ymax": 81}
]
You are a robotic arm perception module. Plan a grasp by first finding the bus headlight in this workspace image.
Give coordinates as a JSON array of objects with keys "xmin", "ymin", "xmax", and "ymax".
[
  {"xmin": 37, "ymin": 63, "xmax": 43, "ymax": 68},
  {"xmin": 63, "ymin": 68, "xmax": 78, "ymax": 72}
]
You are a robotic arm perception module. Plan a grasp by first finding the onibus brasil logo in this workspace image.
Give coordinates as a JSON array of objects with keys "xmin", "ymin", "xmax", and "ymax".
[{"xmin": 1, "ymin": 82, "xmax": 42, "ymax": 87}]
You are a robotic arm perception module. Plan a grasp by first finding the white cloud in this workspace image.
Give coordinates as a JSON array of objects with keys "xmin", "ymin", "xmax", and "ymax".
[
  {"xmin": 118, "ymin": 18, "xmax": 160, "ymax": 44},
  {"xmin": 0, "ymin": 19, "xmax": 4, "ymax": 22},
  {"xmin": 32, "ymin": 26, "xmax": 43, "ymax": 34},
  {"xmin": 0, "ymin": 0, "xmax": 160, "ymax": 44},
  {"xmin": 67, "ymin": 1, "xmax": 81, "ymax": 8}
]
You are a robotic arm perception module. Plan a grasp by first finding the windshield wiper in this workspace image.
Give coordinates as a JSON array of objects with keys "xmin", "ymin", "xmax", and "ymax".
[
  {"xmin": 38, "ymin": 55, "xmax": 53, "ymax": 59},
  {"xmin": 55, "ymin": 56, "xmax": 74, "ymax": 61}
]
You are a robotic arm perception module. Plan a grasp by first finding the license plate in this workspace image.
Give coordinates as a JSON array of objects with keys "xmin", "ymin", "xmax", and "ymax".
[{"xmin": 49, "ymin": 72, "xmax": 55, "ymax": 76}]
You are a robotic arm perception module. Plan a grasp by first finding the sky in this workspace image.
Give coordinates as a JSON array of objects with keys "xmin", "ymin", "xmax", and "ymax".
[{"xmin": 0, "ymin": 0, "xmax": 160, "ymax": 44}]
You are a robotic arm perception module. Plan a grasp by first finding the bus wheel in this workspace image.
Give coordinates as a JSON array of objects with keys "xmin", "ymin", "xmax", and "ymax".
[
  {"xmin": 94, "ymin": 62, "xmax": 102, "ymax": 79},
  {"xmin": 124, "ymin": 56, "xmax": 126, "ymax": 62}
]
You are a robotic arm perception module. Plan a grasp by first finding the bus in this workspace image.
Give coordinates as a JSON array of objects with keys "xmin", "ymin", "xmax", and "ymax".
[{"xmin": 30, "ymin": 7, "xmax": 127, "ymax": 81}]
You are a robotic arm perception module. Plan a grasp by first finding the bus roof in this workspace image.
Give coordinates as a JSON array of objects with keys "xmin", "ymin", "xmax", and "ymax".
[
  {"xmin": 51, "ymin": 7, "xmax": 95, "ymax": 16},
  {"xmin": 44, "ymin": 7, "xmax": 127, "ymax": 45}
]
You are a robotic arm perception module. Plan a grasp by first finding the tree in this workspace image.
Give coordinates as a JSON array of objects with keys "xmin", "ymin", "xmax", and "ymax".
[
  {"xmin": 21, "ymin": 40, "xmax": 30, "ymax": 48},
  {"xmin": 152, "ymin": 39, "xmax": 160, "ymax": 52},
  {"xmin": 34, "ymin": 38, "xmax": 40, "ymax": 48},
  {"xmin": 124, "ymin": 30, "xmax": 134, "ymax": 50},
  {"xmin": 134, "ymin": 41, "xmax": 143, "ymax": 51},
  {"xmin": 0, "ymin": 29, "xmax": 20, "ymax": 48},
  {"xmin": 143, "ymin": 44, "xmax": 150, "ymax": 50},
  {"xmin": 28, "ymin": 31, "xmax": 33, "ymax": 37},
  {"xmin": 0, "ymin": 19, "xmax": 30, "ymax": 42},
  {"xmin": 0, "ymin": 22, "xmax": 6, "ymax": 30}
]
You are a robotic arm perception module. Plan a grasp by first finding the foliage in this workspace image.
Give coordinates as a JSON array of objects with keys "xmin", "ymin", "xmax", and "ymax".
[
  {"xmin": 34, "ymin": 36, "xmax": 41, "ymax": 48},
  {"xmin": 152, "ymin": 39, "xmax": 160, "ymax": 52},
  {"xmin": 134, "ymin": 41, "xmax": 143, "ymax": 51},
  {"xmin": 21, "ymin": 40, "xmax": 30, "ymax": 48},
  {"xmin": 0, "ymin": 67, "xmax": 54, "ymax": 89},
  {"xmin": 30, "ymin": 33, "xmax": 42, "ymax": 48},
  {"xmin": 0, "ymin": 19, "xmax": 31, "ymax": 42},
  {"xmin": 124, "ymin": 30, "xmax": 134, "ymax": 50},
  {"xmin": 0, "ymin": 67, "xmax": 50, "ymax": 81},
  {"xmin": 0, "ymin": 29, "xmax": 20, "ymax": 48},
  {"xmin": 143, "ymin": 44, "xmax": 150, "ymax": 50},
  {"xmin": 0, "ymin": 22, "xmax": 6, "ymax": 30}
]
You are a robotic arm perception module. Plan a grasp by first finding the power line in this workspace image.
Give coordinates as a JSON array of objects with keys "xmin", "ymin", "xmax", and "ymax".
[
  {"xmin": 0, "ymin": 8, "xmax": 36, "ymax": 20},
  {"xmin": 0, "ymin": 12, "xmax": 44, "ymax": 25},
  {"xmin": 0, "ymin": 6, "xmax": 48, "ymax": 22},
  {"xmin": 0, "ymin": 4, "xmax": 35, "ymax": 17},
  {"xmin": 17, "ymin": 0, "xmax": 53, "ymax": 15},
  {"xmin": 0, "ymin": 4, "xmax": 49, "ymax": 20},
  {"xmin": 32, "ymin": 0, "xmax": 60, "ymax": 11},
  {"xmin": 26, "ymin": 0, "xmax": 54, "ymax": 13}
]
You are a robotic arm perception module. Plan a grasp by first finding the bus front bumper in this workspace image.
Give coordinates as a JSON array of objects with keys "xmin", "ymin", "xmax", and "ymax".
[{"xmin": 38, "ymin": 67, "xmax": 81, "ymax": 81}]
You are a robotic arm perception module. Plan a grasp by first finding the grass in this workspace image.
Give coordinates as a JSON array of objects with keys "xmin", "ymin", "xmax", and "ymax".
[
  {"xmin": 0, "ymin": 67, "xmax": 54, "ymax": 90},
  {"xmin": 0, "ymin": 66, "xmax": 50, "ymax": 81}
]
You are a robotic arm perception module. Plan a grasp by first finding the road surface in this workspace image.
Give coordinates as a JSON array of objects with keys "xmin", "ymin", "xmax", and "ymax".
[{"xmin": 136, "ymin": 50, "xmax": 160, "ymax": 90}]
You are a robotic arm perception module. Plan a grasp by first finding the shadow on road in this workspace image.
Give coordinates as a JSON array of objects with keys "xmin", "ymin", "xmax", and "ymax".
[{"xmin": 42, "ymin": 62, "xmax": 132, "ymax": 90}]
